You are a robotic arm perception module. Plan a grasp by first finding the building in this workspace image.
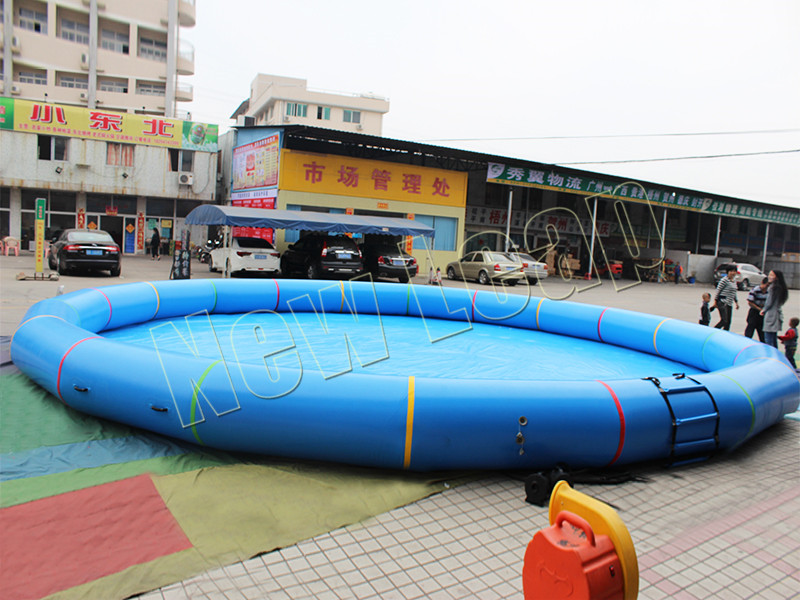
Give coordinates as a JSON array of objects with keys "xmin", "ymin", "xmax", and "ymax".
[
  {"xmin": 230, "ymin": 74, "xmax": 389, "ymax": 136},
  {"xmin": 0, "ymin": 97, "xmax": 218, "ymax": 253},
  {"xmin": 219, "ymin": 126, "xmax": 800, "ymax": 285},
  {"xmin": 0, "ymin": 1, "xmax": 217, "ymax": 256},
  {"xmin": 2, "ymin": 0, "xmax": 196, "ymax": 117}
]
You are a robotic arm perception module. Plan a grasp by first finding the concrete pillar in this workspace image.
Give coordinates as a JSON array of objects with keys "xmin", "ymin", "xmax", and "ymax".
[{"xmin": 9, "ymin": 188, "xmax": 21, "ymax": 239}]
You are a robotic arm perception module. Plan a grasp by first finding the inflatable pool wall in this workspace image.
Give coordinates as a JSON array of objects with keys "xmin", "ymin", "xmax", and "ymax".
[{"xmin": 11, "ymin": 279, "xmax": 799, "ymax": 471}]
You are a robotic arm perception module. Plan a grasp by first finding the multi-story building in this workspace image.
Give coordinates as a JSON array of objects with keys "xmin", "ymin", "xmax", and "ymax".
[
  {"xmin": 0, "ymin": 1, "xmax": 216, "ymax": 256},
  {"xmin": 1, "ymin": 0, "xmax": 196, "ymax": 117},
  {"xmin": 231, "ymin": 74, "xmax": 389, "ymax": 136}
]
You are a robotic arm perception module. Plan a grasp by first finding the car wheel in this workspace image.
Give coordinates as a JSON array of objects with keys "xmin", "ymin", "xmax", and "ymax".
[
  {"xmin": 478, "ymin": 270, "xmax": 490, "ymax": 285},
  {"xmin": 447, "ymin": 267, "xmax": 457, "ymax": 280},
  {"xmin": 506, "ymin": 279, "xmax": 518, "ymax": 286},
  {"xmin": 306, "ymin": 262, "xmax": 319, "ymax": 279},
  {"xmin": 109, "ymin": 264, "xmax": 121, "ymax": 277},
  {"xmin": 58, "ymin": 256, "xmax": 69, "ymax": 275},
  {"xmin": 398, "ymin": 274, "xmax": 409, "ymax": 284},
  {"xmin": 48, "ymin": 251, "xmax": 57, "ymax": 270},
  {"xmin": 280, "ymin": 258, "xmax": 289, "ymax": 277},
  {"xmin": 208, "ymin": 257, "xmax": 215, "ymax": 272}
]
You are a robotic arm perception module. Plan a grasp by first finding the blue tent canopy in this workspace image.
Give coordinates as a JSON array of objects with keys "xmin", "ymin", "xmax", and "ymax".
[{"xmin": 185, "ymin": 205, "xmax": 435, "ymax": 237}]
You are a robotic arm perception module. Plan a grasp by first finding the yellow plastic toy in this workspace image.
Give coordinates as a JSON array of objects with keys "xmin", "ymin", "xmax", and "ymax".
[{"xmin": 548, "ymin": 481, "xmax": 638, "ymax": 600}]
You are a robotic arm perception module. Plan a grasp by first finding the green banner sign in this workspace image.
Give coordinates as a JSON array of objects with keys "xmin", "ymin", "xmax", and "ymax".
[{"xmin": 486, "ymin": 163, "xmax": 799, "ymax": 226}]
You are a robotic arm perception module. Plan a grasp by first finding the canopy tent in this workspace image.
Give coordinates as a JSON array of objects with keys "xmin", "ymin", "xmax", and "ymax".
[{"xmin": 185, "ymin": 205, "xmax": 435, "ymax": 238}]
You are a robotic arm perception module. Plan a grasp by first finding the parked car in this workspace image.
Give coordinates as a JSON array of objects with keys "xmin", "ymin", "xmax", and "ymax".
[
  {"xmin": 280, "ymin": 233, "xmax": 363, "ymax": 279},
  {"xmin": 48, "ymin": 228, "xmax": 121, "ymax": 276},
  {"xmin": 209, "ymin": 237, "xmax": 280, "ymax": 276},
  {"xmin": 713, "ymin": 262, "xmax": 766, "ymax": 291},
  {"xmin": 506, "ymin": 251, "xmax": 549, "ymax": 282},
  {"xmin": 360, "ymin": 241, "xmax": 418, "ymax": 283},
  {"xmin": 445, "ymin": 251, "xmax": 525, "ymax": 286}
]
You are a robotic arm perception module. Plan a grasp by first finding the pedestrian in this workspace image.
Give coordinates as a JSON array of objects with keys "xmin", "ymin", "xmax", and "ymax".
[
  {"xmin": 713, "ymin": 266, "xmax": 739, "ymax": 330},
  {"xmin": 674, "ymin": 261, "xmax": 682, "ymax": 284},
  {"xmin": 699, "ymin": 292, "xmax": 714, "ymax": 326},
  {"xmin": 760, "ymin": 269, "xmax": 789, "ymax": 348},
  {"xmin": 743, "ymin": 277, "xmax": 769, "ymax": 342},
  {"xmin": 778, "ymin": 317, "xmax": 799, "ymax": 369},
  {"xmin": 150, "ymin": 227, "xmax": 161, "ymax": 261}
]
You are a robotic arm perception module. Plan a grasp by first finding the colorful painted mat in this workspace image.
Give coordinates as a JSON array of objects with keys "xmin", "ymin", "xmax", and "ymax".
[{"xmin": 0, "ymin": 373, "xmax": 453, "ymax": 599}]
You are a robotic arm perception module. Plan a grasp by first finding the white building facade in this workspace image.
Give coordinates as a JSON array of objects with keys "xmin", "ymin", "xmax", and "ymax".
[
  {"xmin": 0, "ymin": 97, "xmax": 218, "ymax": 253},
  {"xmin": 232, "ymin": 74, "xmax": 389, "ymax": 136},
  {"xmin": 2, "ymin": 0, "xmax": 195, "ymax": 117}
]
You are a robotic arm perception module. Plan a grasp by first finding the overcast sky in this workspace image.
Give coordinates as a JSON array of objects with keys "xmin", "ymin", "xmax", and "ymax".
[{"xmin": 183, "ymin": 0, "xmax": 799, "ymax": 210}]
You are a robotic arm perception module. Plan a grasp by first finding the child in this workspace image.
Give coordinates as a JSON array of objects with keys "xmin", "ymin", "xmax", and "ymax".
[
  {"xmin": 699, "ymin": 292, "xmax": 714, "ymax": 326},
  {"xmin": 778, "ymin": 317, "xmax": 798, "ymax": 369}
]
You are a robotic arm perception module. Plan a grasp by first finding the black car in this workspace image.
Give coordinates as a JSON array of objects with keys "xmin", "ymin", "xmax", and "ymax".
[
  {"xmin": 48, "ymin": 228, "xmax": 121, "ymax": 276},
  {"xmin": 360, "ymin": 241, "xmax": 418, "ymax": 283},
  {"xmin": 280, "ymin": 233, "xmax": 363, "ymax": 279}
]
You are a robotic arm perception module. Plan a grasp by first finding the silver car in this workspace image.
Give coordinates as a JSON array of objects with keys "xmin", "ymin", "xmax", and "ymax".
[
  {"xmin": 507, "ymin": 252, "xmax": 549, "ymax": 282},
  {"xmin": 446, "ymin": 251, "xmax": 525, "ymax": 286}
]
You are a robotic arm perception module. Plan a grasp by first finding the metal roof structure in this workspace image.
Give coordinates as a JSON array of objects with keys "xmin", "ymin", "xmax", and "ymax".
[{"xmin": 185, "ymin": 205, "xmax": 435, "ymax": 237}]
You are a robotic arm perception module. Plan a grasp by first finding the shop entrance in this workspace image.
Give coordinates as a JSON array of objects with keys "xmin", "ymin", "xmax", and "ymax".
[{"xmin": 86, "ymin": 214, "xmax": 125, "ymax": 251}]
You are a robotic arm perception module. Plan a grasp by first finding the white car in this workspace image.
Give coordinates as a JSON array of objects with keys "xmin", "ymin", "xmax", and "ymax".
[
  {"xmin": 209, "ymin": 237, "xmax": 280, "ymax": 275},
  {"xmin": 507, "ymin": 252, "xmax": 549, "ymax": 282}
]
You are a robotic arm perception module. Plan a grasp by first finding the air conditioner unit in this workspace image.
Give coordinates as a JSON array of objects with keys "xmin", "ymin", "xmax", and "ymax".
[
  {"xmin": 178, "ymin": 172, "xmax": 193, "ymax": 185},
  {"xmin": 10, "ymin": 84, "xmax": 21, "ymax": 95},
  {"xmin": 356, "ymin": 123, "xmax": 363, "ymax": 131},
  {"xmin": 79, "ymin": 91, "xmax": 88, "ymax": 100},
  {"xmin": 282, "ymin": 115, "xmax": 290, "ymax": 123},
  {"xmin": 11, "ymin": 36, "xmax": 21, "ymax": 53},
  {"xmin": 80, "ymin": 53, "xmax": 89, "ymax": 69}
]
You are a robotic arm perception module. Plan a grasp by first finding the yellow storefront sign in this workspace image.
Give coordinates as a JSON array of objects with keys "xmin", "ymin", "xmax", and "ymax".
[
  {"xmin": 1, "ymin": 98, "xmax": 218, "ymax": 152},
  {"xmin": 280, "ymin": 149, "xmax": 466, "ymax": 208}
]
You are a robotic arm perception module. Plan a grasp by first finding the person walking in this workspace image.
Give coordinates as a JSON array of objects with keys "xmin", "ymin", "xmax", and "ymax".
[
  {"xmin": 713, "ymin": 266, "xmax": 739, "ymax": 330},
  {"xmin": 150, "ymin": 227, "xmax": 161, "ymax": 261},
  {"xmin": 674, "ymin": 262, "xmax": 682, "ymax": 284},
  {"xmin": 743, "ymin": 277, "xmax": 769, "ymax": 342},
  {"xmin": 760, "ymin": 269, "xmax": 789, "ymax": 348}
]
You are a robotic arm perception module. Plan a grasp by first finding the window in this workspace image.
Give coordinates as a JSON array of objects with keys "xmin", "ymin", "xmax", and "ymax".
[
  {"xmin": 107, "ymin": 143, "xmax": 134, "ymax": 167},
  {"xmin": 343, "ymin": 110, "xmax": 361, "ymax": 124},
  {"xmin": 168, "ymin": 149, "xmax": 194, "ymax": 172},
  {"xmin": 19, "ymin": 7, "xmax": 47, "ymax": 33},
  {"xmin": 285, "ymin": 102, "xmax": 307, "ymax": 117},
  {"xmin": 317, "ymin": 106, "xmax": 331, "ymax": 120},
  {"xmin": 137, "ymin": 81, "xmax": 166, "ymax": 96},
  {"xmin": 99, "ymin": 79, "xmax": 128, "ymax": 93},
  {"xmin": 139, "ymin": 36, "xmax": 168, "ymax": 61},
  {"xmin": 38, "ymin": 136, "xmax": 68, "ymax": 161},
  {"xmin": 412, "ymin": 215, "xmax": 457, "ymax": 252},
  {"xmin": 59, "ymin": 74, "xmax": 89, "ymax": 89},
  {"xmin": 18, "ymin": 71, "xmax": 47, "ymax": 85},
  {"xmin": 60, "ymin": 18, "xmax": 89, "ymax": 44},
  {"xmin": 101, "ymin": 29, "xmax": 129, "ymax": 54}
]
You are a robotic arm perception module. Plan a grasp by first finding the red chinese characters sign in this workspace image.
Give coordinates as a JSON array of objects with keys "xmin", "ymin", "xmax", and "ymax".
[
  {"xmin": 1, "ymin": 99, "xmax": 218, "ymax": 152},
  {"xmin": 281, "ymin": 149, "xmax": 466, "ymax": 208}
]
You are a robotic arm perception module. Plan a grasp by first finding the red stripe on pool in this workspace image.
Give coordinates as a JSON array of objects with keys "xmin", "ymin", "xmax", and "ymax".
[
  {"xmin": 56, "ymin": 336, "xmax": 100, "ymax": 402},
  {"xmin": 597, "ymin": 379, "xmax": 626, "ymax": 465},
  {"xmin": 597, "ymin": 307, "xmax": 608, "ymax": 341},
  {"xmin": 91, "ymin": 286, "xmax": 113, "ymax": 329}
]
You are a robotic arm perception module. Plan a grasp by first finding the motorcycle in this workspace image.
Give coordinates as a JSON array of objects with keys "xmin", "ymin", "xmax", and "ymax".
[{"xmin": 196, "ymin": 236, "xmax": 222, "ymax": 263}]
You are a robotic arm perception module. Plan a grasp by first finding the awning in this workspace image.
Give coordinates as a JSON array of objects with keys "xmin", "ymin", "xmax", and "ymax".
[{"xmin": 184, "ymin": 205, "xmax": 435, "ymax": 237}]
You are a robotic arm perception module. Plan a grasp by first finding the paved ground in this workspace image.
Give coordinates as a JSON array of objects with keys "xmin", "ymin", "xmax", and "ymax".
[{"xmin": 2, "ymin": 251, "xmax": 798, "ymax": 599}]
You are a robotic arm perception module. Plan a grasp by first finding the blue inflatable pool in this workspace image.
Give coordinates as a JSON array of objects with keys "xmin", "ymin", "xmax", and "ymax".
[{"xmin": 11, "ymin": 279, "xmax": 799, "ymax": 471}]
